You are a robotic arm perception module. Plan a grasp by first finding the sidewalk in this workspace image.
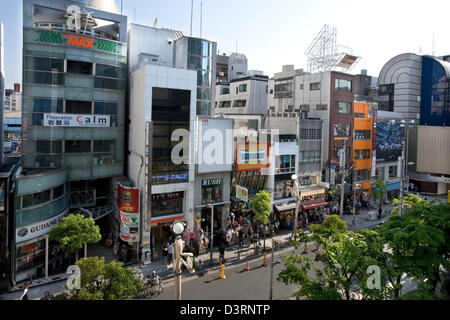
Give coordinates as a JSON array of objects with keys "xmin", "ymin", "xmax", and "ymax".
[
  {"xmin": 1, "ymin": 210, "xmax": 394, "ymax": 299},
  {"xmin": 340, "ymin": 203, "xmax": 395, "ymax": 231}
]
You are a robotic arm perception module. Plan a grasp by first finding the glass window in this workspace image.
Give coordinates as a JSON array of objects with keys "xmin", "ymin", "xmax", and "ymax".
[
  {"xmin": 188, "ymin": 55, "xmax": 211, "ymax": 70},
  {"xmin": 94, "ymin": 140, "xmax": 115, "ymax": 152},
  {"xmin": 197, "ymin": 71, "xmax": 211, "ymax": 86},
  {"xmin": 24, "ymin": 71, "xmax": 64, "ymax": 85},
  {"xmin": 33, "ymin": 99, "xmax": 63, "ymax": 113},
  {"xmin": 335, "ymin": 78, "xmax": 352, "ymax": 90},
  {"xmin": 94, "ymin": 102, "xmax": 118, "ymax": 115},
  {"xmin": 333, "ymin": 124, "xmax": 350, "ymax": 136},
  {"xmin": 65, "ymin": 140, "xmax": 91, "ymax": 153},
  {"xmin": 22, "ymin": 189, "xmax": 51, "ymax": 208},
  {"xmin": 355, "ymin": 130, "xmax": 371, "ymax": 140},
  {"xmin": 67, "ymin": 60, "xmax": 92, "ymax": 75},
  {"xmin": 336, "ymin": 101, "xmax": 351, "ymax": 113},
  {"xmin": 94, "ymin": 77, "xmax": 125, "ymax": 90},
  {"xmin": 316, "ymin": 104, "xmax": 327, "ymax": 110},
  {"xmin": 354, "ymin": 149, "xmax": 371, "ymax": 160},
  {"xmin": 233, "ymin": 100, "xmax": 247, "ymax": 108},
  {"xmin": 95, "ymin": 64, "xmax": 124, "ymax": 79},
  {"xmin": 24, "ymin": 56, "xmax": 64, "ymax": 72},
  {"xmin": 218, "ymin": 101, "xmax": 231, "ymax": 108},
  {"xmin": 66, "ymin": 100, "xmax": 92, "ymax": 114},
  {"xmin": 197, "ymin": 101, "xmax": 211, "ymax": 115},
  {"xmin": 188, "ymin": 39, "xmax": 211, "ymax": 57},
  {"xmin": 355, "ymin": 169, "xmax": 370, "ymax": 182},
  {"xmin": 239, "ymin": 84, "xmax": 247, "ymax": 92},
  {"xmin": 310, "ymin": 82, "xmax": 321, "ymax": 90},
  {"xmin": 389, "ymin": 165, "xmax": 397, "ymax": 179},
  {"xmin": 53, "ymin": 184, "xmax": 65, "ymax": 199},
  {"xmin": 197, "ymin": 88, "xmax": 210, "ymax": 101}
]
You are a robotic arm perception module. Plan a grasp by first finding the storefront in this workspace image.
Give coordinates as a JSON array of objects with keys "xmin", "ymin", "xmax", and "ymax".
[
  {"xmin": 150, "ymin": 191, "xmax": 185, "ymax": 260},
  {"xmin": 299, "ymin": 187, "xmax": 328, "ymax": 224}
]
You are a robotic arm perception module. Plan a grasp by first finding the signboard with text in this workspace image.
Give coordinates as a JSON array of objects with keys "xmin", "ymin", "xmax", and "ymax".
[
  {"xmin": 236, "ymin": 142, "xmax": 270, "ymax": 172},
  {"xmin": 117, "ymin": 184, "xmax": 140, "ymax": 242},
  {"xmin": 16, "ymin": 209, "xmax": 69, "ymax": 244},
  {"xmin": 44, "ymin": 113, "xmax": 110, "ymax": 128},
  {"xmin": 236, "ymin": 185, "xmax": 248, "ymax": 202}
]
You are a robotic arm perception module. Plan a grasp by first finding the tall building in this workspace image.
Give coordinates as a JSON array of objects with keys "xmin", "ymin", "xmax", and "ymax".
[
  {"xmin": 14, "ymin": 0, "xmax": 127, "ymax": 284},
  {"xmin": 0, "ymin": 21, "xmax": 5, "ymax": 165},
  {"xmin": 4, "ymin": 84, "xmax": 22, "ymax": 112}
]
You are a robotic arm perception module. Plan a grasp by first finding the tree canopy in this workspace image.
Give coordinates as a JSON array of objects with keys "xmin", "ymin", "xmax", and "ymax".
[{"xmin": 250, "ymin": 190, "xmax": 272, "ymax": 225}]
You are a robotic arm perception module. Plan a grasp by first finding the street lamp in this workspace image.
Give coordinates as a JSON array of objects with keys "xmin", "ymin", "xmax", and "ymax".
[
  {"xmin": 206, "ymin": 203, "xmax": 214, "ymax": 264},
  {"xmin": 291, "ymin": 174, "xmax": 301, "ymax": 238},
  {"xmin": 171, "ymin": 220, "xmax": 194, "ymax": 300}
]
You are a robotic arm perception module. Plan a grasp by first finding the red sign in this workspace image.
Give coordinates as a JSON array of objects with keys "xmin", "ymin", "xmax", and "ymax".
[
  {"xmin": 63, "ymin": 34, "xmax": 95, "ymax": 49},
  {"xmin": 14, "ymin": 83, "xmax": 21, "ymax": 93},
  {"xmin": 117, "ymin": 185, "xmax": 139, "ymax": 214},
  {"xmin": 152, "ymin": 192, "xmax": 183, "ymax": 202}
]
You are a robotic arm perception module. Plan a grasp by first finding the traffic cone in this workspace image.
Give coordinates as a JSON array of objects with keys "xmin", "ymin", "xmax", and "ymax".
[
  {"xmin": 246, "ymin": 261, "xmax": 249, "ymax": 272},
  {"xmin": 263, "ymin": 252, "xmax": 267, "ymax": 267},
  {"xmin": 220, "ymin": 264, "xmax": 226, "ymax": 279}
]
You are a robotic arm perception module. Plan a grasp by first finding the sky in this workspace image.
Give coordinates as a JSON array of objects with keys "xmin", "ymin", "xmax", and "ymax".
[{"xmin": 1, "ymin": 0, "xmax": 449, "ymax": 89}]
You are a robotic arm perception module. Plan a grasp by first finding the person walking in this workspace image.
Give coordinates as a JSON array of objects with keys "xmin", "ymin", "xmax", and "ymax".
[
  {"xmin": 167, "ymin": 242, "xmax": 173, "ymax": 266},
  {"xmin": 219, "ymin": 244, "xmax": 226, "ymax": 264}
]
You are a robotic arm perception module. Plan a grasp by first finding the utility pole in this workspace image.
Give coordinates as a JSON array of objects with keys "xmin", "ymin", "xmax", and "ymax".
[
  {"xmin": 207, "ymin": 204, "xmax": 214, "ymax": 264},
  {"xmin": 339, "ymin": 138, "xmax": 347, "ymax": 217},
  {"xmin": 399, "ymin": 139, "xmax": 405, "ymax": 215},
  {"xmin": 292, "ymin": 175, "xmax": 300, "ymax": 238},
  {"xmin": 269, "ymin": 239, "xmax": 275, "ymax": 300}
]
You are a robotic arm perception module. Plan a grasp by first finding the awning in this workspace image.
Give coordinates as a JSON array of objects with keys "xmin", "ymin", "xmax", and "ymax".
[
  {"xmin": 301, "ymin": 200, "xmax": 328, "ymax": 210},
  {"xmin": 274, "ymin": 202, "xmax": 297, "ymax": 212}
]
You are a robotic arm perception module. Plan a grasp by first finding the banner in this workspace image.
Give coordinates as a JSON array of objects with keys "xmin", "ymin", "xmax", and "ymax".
[
  {"xmin": 236, "ymin": 142, "xmax": 270, "ymax": 172},
  {"xmin": 16, "ymin": 209, "xmax": 69, "ymax": 244},
  {"xmin": 44, "ymin": 113, "xmax": 110, "ymax": 127},
  {"xmin": 117, "ymin": 184, "xmax": 140, "ymax": 242},
  {"xmin": 236, "ymin": 185, "xmax": 248, "ymax": 202}
]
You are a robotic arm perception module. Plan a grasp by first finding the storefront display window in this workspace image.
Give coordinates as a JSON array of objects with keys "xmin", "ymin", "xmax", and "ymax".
[
  {"xmin": 151, "ymin": 192, "xmax": 184, "ymax": 218},
  {"xmin": 202, "ymin": 179, "xmax": 223, "ymax": 204},
  {"xmin": 274, "ymin": 180, "xmax": 294, "ymax": 200},
  {"xmin": 15, "ymin": 239, "xmax": 46, "ymax": 273}
]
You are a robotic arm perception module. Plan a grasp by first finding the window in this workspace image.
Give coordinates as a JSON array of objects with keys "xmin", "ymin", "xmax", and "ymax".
[
  {"xmin": 270, "ymin": 89, "xmax": 273, "ymax": 94},
  {"xmin": 220, "ymin": 87, "xmax": 230, "ymax": 95},
  {"xmin": 239, "ymin": 84, "xmax": 247, "ymax": 92},
  {"xmin": 66, "ymin": 100, "xmax": 92, "ymax": 114},
  {"xmin": 188, "ymin": 39, "xmax": 211, "ymax": 57},
  {"xmin": 310, "ymin": 82, "xmax": 321, "ymax": 90},
  {"xmin": 300, "ymin": 84, "xmax": 304, "ymax": 90},
  {"xmin": 218, "ymin": 101, "xmax": 231, "ymax": 108},
  {"xmin": 299, "ymin": 105, "xmax": 310, "ymax": 111},
  {"xmin": 188, "ymin": 55, "xmax": 211, "ymax": 70},
  {"xmin": 299, "ymin": 151, "xmax": 321, "ymax": 162},
  {"xmin": 24, "ymin": 71, "xmax": 64, "ymax": 85},
  {"xmin": 94, "ymin": 140, "xmax": 115, "ymax": 152},
  {"xmin": 300, "ymin": 128, "xmax": 321, "ymax": 140},
  {"xmin": 389, "ymin": 165, "xmax": 397, "ymax": 179},
  {"xmin": 333, "ymin": 124, "xmax": 350, "ymax": 136},
  {"xmin": 94, "ymin": 102, "xmax": 118, "ymax": 115},
  {"xmin": 233, "ymin": 100, "xmax": 247, "ymax": 108},
  {"xmin": 355, "ymin": 169, "xmax": 370, "ymax": 182},
  {"xmin": 94, "ymin": 77, "xmax": 125, "ymax": 90},
  {"xmin": 335, "ymin": 78, "xmax": 352, "ymax": 91},
  {"xmin": 335, "ymin": 101, "xmax": 351, "ymax": 113},
  {"xmin": 277, "ymin": 155, "xmax": 295, "ymax": 173},
  {"xmin": 316, "ymin": 104, "xmax": 327, "ymax": 110},
  {"xmin": 274, "ymin": 82, "xmax": 292, "ymax": 98},
  {"xmin": 24, "ymin": 56, "xmax": 64, "ymax": 72},
  {"xmin": 53, "ymin": 185, "xmax": 65, "ymax": 199},
  {"xmin": 67, "ymin": 60, "xmax": 92, "ymax": 75},
  {"xmin": 95, "ymin": 64, "xmax": 124, "ymax": 79},
  {"xmin": 355, "ymin": 130, "xmax": 371, "ymax": 140},
  {"xmin": 22, "ymin": 190, "xmax": 51, "ymax": 208},
  {"xmin": 65, "ymin": 140, "xmax": 91, "ymax": 153},
  {"xmin": 375, "ymin": 167, "xmax": 385, "ymax": 181},
  {"xmin": 354, "ymin": 149, "xmax": 371, "ymax": 160},
  {"xmin": 333, "ymin": 146, "xmax": 350, "ymax": 159},
  {"xmin": 36, "ymin": 141, "xmax": 62, "ymax": 154},
  {"xmin": 197, "ymin": 88, "xmax": 210, "ymax": 100},
  {"xmin": 379, "ymin": 84, "xmax": 395, "ymax": 112}
]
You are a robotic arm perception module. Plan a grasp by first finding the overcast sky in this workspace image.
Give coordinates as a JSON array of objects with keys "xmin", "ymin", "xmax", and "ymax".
[{"xmin": 1, "ymin": 0, "xmax": 449, "ymax": 89}]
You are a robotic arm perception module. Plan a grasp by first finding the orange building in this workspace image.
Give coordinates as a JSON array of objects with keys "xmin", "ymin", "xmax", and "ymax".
[{"xmin": 353, "ymin": 102, "xmax": 373, "ymax": 193}]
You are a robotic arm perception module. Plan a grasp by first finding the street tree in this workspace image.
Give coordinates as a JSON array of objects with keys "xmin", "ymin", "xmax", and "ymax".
[
  {"xmin": 373, "ymin": 179, "xmax": 388, "ymax": 215},
  {"xmin": 49, "ymin": 213, "xmax": 102, "ymax": 262},
  {"xmin": 376, "ymin": 202, "xmax": 447, "ymax": 298},
  {"xmin": 250, "ymin": 190, "xmax": 272, "ymax": 251},
  {"xmin": 391, "ymin": 193, "xmax": 426, "ymax": 215},
  {"xmin": 43, "ymin": 257, "xmax": 143, "ymax": 300},
  {"xmin": 279, "ymin": 226, "xmax": 391, "ymax": 300}
]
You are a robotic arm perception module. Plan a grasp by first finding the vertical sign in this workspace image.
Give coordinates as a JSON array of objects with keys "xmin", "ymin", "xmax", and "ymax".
[
  {"xmin": 144, "ymin": 121, "xmax": 153, "ymax": 231},
  {"xmin": 117, "ymin": 184, "xmax": 140, "ymax": 242}
]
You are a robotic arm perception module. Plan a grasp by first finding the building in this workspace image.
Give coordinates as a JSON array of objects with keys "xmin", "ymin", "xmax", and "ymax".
[
  {"xmin": 127, "ymin": 24, "xmax": 217, "ymax": 117},
  {"xmin": 15, "ymin": 0, "xmax": 127, "ymax": 284},
  {"xmin": 215, "ymin": 71, "xmax": 268, "ymax": 116},
  {"xmin": 4, "ymin": 84, "xmax": 22, "ymax": 112},
  {"xmin": 128, "ymin": 61, "xmax": 197, "ymax": 260},
  {"xmin": 352, "ymin": 102, "xmax": 373, "ymax": 193},
  {"xmin": 353, "ymin": 70, "xmax": 378, "ymax": 103},
  {"xmin": 268, "ymin": 66, "xmax": 355, "ymax": 185}
]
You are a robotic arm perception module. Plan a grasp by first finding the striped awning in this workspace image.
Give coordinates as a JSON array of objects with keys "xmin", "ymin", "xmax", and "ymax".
[{"xmin": 301, "ymin": 200, "xmax": 328, "ymax": 210}]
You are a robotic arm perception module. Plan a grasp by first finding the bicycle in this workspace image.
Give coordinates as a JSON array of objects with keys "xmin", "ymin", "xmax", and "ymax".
[{"xmin": 148, "ymin": 273, "xmax": 163, "ymax": 297}]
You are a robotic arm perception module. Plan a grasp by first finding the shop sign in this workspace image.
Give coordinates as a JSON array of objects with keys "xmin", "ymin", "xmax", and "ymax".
[
  {"xmin": 236, "ymin": 185, "xmax": 248, "ymax": 202},
  {"xmin": 15, "ymin": 209, "xmax": 69, "ymax": 244},
  {"xmin": 152, "ymin": 173, "xmax": 188, "ymax": 184},
  {"xmin": 117, "ymin": 184, "xmax": 140, "ymax": 243},
  {"xmin": 152, "ymin": 192, "xmax": 183, "ymax": 201},
  {"xmin": 43, "ymin": 113, "xmax": 110, "ymax": 128},
  {"xmin": 300, "ymin": 188, "xmax": 325, "ymax": 203},
  {"xmin": 202, "ymin": 178, "xmax": 222, "ymax": 186},
  {"xmin": 236, "ymin": 141, "xmax": 270, "ymax": 172},
  {"xmin": 330, "ymin": 166, "xmax": 336, "ymax": 185},
  {"xmin": 34, "ymin": 30, "xmax": 119, "ymax": 54}
]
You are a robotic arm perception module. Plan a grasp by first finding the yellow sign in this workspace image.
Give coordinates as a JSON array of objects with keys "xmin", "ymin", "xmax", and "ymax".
[{"xmin": 448, "ymin": 190, "xmax": 450, "ymax": 203}]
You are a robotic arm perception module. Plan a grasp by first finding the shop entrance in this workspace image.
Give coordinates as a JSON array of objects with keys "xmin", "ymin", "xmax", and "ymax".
[
  {"xmin": 200, "ymin": 207, "xmax": 222, "ymax": 247},
  {"xmin": 151, "ymin": 224, "xmax": 172, "ymax": 261}
]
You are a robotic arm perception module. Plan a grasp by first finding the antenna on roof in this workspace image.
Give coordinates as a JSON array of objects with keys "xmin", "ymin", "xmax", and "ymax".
[
  {"xmin": 200, "ymin": 0, "xmax": 203, "ymax": 38},
  {"xmin": 190, "ymin": 0, "xmax": 193, "ymax": 37}
]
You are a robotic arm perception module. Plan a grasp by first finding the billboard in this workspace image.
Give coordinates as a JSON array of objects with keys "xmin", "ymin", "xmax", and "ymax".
[
  {"xmin": 376, "ymin": 121, "xmax": 404, "ymax": 162},
  {"xmin": 197, "ymin": 118, "xmax": 233, "ymax": 173},
  {"xmin": 336, "ymin": 54, "xmax": 360, "ymax": 69},
  {"xmin": 236, "ymin": 185, "xmax": 248, "ymax": 202},
  {"xmin": 235, "ymin": 141, "xmax": 270, "ymax": 172},
  {"xmin": 44, "ymin": 113, "xmax": 110, "ymax": 127},
  {"xmin": 117, "ymin": 184, "xmax": 140, "ymax": 242}
]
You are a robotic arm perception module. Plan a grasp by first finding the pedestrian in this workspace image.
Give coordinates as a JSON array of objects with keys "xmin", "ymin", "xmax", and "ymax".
[
  {"xmin": 219, "ymin": 244, "xmax": 226, "ymax": 264},
  {"xmin": 162, "ymin": 243, "xmax": 168, "ymax": 265},
  {"xmin": 20, "ymin": 282, "xmax": 29, "ymax": 300},
  {"xmin": 189, "ymin": 230, "xmax": 195, "ymax": 248},
  {"xmin": 238, "ymin": 229, "xmax": 244, "ymax": 247},
  {"xmin": 167, "ymin": 242, "xmax": 173, "ymax": 265}
]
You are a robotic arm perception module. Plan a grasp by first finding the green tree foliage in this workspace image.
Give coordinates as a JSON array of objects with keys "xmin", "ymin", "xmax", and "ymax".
[
  {"xmin": 373, "ymin": 179, "xmax": 388, "ymax": 210},
  {"xmin": 391, "ymin": 193, "xmax": 426, "ymax": 215},
  {"xmin": 377, "ymin": 200, "xmax": 448, "ymax": 297},
  {"xmin": 44, "ymin": 257, "xmax": 143, "ymax": 300},
  {"xmin": 49, "ymin": 213, "xmax": 101, "ymax": 261},
  {"xmin": 250, "ymin": 190, "xmax": 272, "ymax": 251},
  {"xmin": 279, "ymin": 216, "xmax": 391, "ymax": 300}
]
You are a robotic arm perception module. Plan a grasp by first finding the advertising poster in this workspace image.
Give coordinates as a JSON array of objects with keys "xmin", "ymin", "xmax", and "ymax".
[
  {"xmin": 236, "ymin": 185, "xmax": 248, "ymax": 202},
  {"xmin": 376, "ymin": 121, "xmax": 404, "ymax": 162},
  {"xmin": 117, "ymin": 184, "xmax": 140, "ymax": 242},
  {"xmin": 236, "ymin": 141, "xmax": 270, "ymax": 171}
]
